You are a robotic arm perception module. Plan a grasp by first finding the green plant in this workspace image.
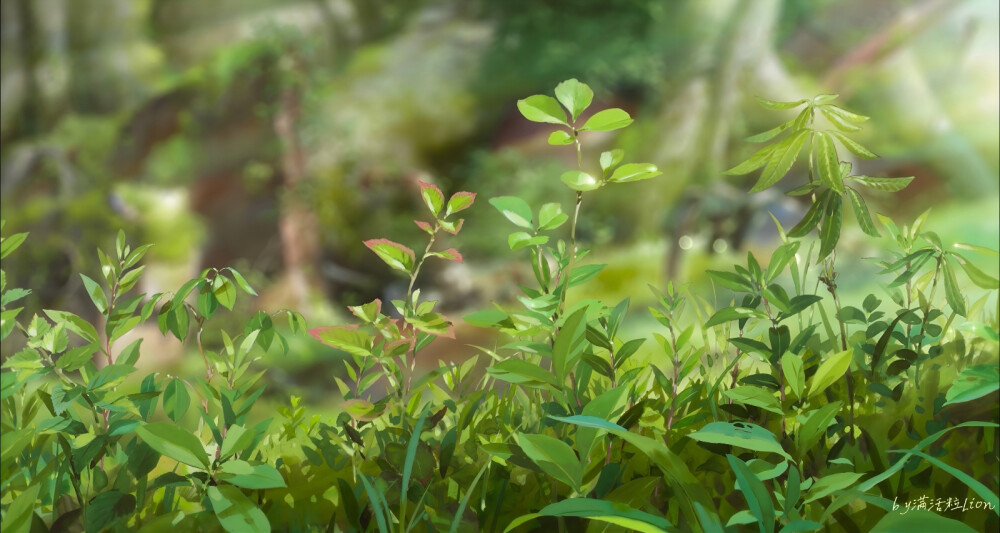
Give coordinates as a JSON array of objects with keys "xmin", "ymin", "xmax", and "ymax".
[{"xmin": 2, "ymin": 80, "xmax": 997, "ymax": 533}]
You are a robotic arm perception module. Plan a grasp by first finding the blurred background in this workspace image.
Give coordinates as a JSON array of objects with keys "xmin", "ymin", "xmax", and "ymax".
[{"xmin": 2, "ymin": 0, "xmax": 998, "ymax": 401}]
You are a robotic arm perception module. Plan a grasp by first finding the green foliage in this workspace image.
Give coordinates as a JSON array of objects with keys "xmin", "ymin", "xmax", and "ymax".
[{"xmin": 2, "ymin": 79, "xmax": 998, "ymax": 533}]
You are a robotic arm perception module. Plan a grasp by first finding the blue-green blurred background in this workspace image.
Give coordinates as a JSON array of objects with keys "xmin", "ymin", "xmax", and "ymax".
[{"xmin": 2, "ymin": 0, "xmax": 998, "ymax": 398}]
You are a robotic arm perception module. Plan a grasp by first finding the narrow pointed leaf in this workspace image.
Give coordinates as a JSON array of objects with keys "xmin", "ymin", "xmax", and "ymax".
[{"xmin": 846, "ymin": 188, "xmax": 879, "ymax": 237}]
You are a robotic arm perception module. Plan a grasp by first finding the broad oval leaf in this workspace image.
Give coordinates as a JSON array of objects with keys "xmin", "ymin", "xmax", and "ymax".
[
  {"xmin": 548, "ymin": 130, "xmax": 574, "ymax": 145},
  {"xmin": 417, "ymin": 180, "xmax": 444, "ymax": 217},
  {"xmin": 445, "ymin": 191, "xmax": 476, "ymax": 217},
  {"xmin": 688, "ymin": 422, "xmax": 790, "ymax": 460},
  {"xmin": 554, "ymin": 78, "xmax": 594, "ymax": 122},
  {"xmin": 517, "ymin": 95, "xmax": 568, "ymax": 125},
  {"xmin": 580, "ymin": 108, "xmax": 633, "ymax": 131},
  {"xmin": 207, "ymin": 484, "xmax": 270, "ymax": 533},
  {"xmin": 363, "ymin": 239, "xmax": 415, "ymax": 273},
  {"xmin": 517, "ymin": 433, "xmax": 582, "ymax": 492},
  {"xmin": 808, "ymin": 349, "xmax": 852, "ymax": 399},
  {"xmin": 135, "ymin": 422, "xmax": 210, "ymax": 469},
  {"xmin": 218, "ymin": 460, "xmax": 286, "ymax": 489},
  {"xmin": 489, "ymin": 196, "xmax": 534, "ymax": 229},
  {"xmin": 308, "ymin": 326, "xmax": 374, "ymax": 357},
  {"xmin": 561, "ymin": 170, "xmax": 601, "ymax": 191}
]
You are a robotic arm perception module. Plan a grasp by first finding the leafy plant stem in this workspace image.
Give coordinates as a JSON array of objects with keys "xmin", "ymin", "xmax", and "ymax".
[
  {"xmin": 915, "ymin": 255, "xmax": 943, "ymax": 355},
  {"xmin": 822, "ymin": 257, "xmax": 855, "ymax": 444}
]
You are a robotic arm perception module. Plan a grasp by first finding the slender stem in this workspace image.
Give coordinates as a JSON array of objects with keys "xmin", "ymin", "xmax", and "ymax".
[
  {"xmin": 665, "ymin": 321, "xmax": 680, "ymax": 439},
  {"xmin": 915, "ymin": 256, "xmax": 943, "ymax": 355},
  {"xmin": 403, "ymin": 225, "xmax": 440, "ymax": 401},
  {"xmin": 824, "ymin": 261, "xmax": 855, "ymax": 444}
]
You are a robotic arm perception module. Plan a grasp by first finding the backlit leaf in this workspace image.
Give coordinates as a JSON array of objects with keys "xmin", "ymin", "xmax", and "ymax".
[
  {"xmin": 363, "ymin": 239, "xmax": 415, "ymax": 273},
  {"xmin": 517, "ymin": 95, "xmax": 568, "ymax": 125},
  {"xmin": 554, "ymin": 78, "xmax": 593, "ymax": 122},
  {"xmin": 580, "ymin": 108, "xmax": 633, "ymax": 131}
]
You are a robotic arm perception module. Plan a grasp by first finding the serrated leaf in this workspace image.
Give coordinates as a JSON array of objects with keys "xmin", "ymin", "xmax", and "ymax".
[
  {"xmin": 756, "ymin": 97, "xmax": 807, "ymax": 110},
  {"xmin": 828, "ymin": 131, "xmax": 876, "ymax": 159},
  {"xmin": 815, "ymin": 132, "xmax": 844, "ymax": 193},
  {"xmin": 846, "ymin": 188, "xmax": 879, "ymax": 237},
  {"xmin": 750, "ymin": 130, "xmax": 808, "ymax": 193},
  {"xmin": 726, "ymin": 144, "xmax": 778, "ymax": 176},
  {"xmin": 580, "ymin": 108, "xmax": 633, "ymax": 131},
  {"xmin": 517, "ymin": 95, "xmax": 568, "ymax": 125},
  {"xmin": 81, "ymin": 274, "xmax": 108, "ymax": 314},
  {"xmin": 554, "ymin": 78, "xmax": 594, "ymax": 122},
  {"xmin": 746, "ymin": 120, "xmax": 794, "ymax": 143},
  {"xmin": 364, "ymin": 238, "xmax": 415, "ymax": 272},
  {"xmin": 818, "ymin": 194, "xmax": 842, "ymax": 260}
]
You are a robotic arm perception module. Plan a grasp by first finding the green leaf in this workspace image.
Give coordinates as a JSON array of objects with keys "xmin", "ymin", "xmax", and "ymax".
[
  {"xmin": 488, "ymin": 359, "xmax": 559, "ymax": 389},
  {"xmin": 945, "ymin": 365, "xmax": 999, "ymax": 406},
  {"xmin": 449, "ymin": 463, "xmax": 490, "ymax": 533},
  {"xmin": 849, "ymin": 175, "xmax": 914, "ymax": 192},
  {"xmin": 756, "ymin": 97, "xmax": 807, "ymax": 110},
  {"xmin": 445, "ymin": 191, "xmax": 476, "ymax": 217},
  {"xmin": 517, "ymin": 433, "xmax": 582, "ymax": 491},
  {"xmin": 705, "ymin": 307, "xmax": 767, "ymax": 328},
  {"xmin": 561, "ymin": 170, "xmax": 601, "ymax": 191},
  {"xmin": 823, "ymin": 105, "xmax": 869, "ymax": 123},
  {"xmin": 608, "ymin": 163, "xmax": 662, "ymax": 183},
  {"xmin": 688, "ymin": 422, "xmax": 791, "ymax": 460},
  {"xmin": 207, "ymin": 484, "xmax": 270, "ymax": 533},
  {"xmin": 808, "ymin": 349, "xmax": 852, "ymax": 399},
  {"xmin": 0, "ymin": 232, "xmax": 29, "ymax": 260},
  {"xmin": 819, "ymin": 107, "xmax": 861, "ymax": 132},
  {"xmin": 845, "ymin": 188, "xmax": 879, "ymax": 237},
  {"xmin": 750, "ymin": 130, "xmax": 808, "ymax": 193},
  {"xmin": 788, "ymin": 190, "xmax": 829, "ymax": 238},
  {"xmin": 548, "ymin": 130, "xmax": 574, "ymax": 145},
  {"xmin": 489, "ymin": 196, "xmax": 534, "ymax": 229},
  {"xmin": 417, "ymin": 180, "xmax": 444, "ymax": 217},
  {"xmin": 951, "ymin": 253, "xmax": 1000, "ymax": 289},
  {"xmin": 508, "ymin": 232, "xmax": 548, "ymax": 251},
  {"xmin": 828, "ymin": 131, "xmax": 877, "ymax": 159},
  {"xmin": 725, "ymin": 144, "xmax": 778, "ymax": 176},
  {"xmin": 0, "ymin": 483, "xmax": 40, "ymax": 533},
  {"xmin": 538, "ymin": 203, "xmax": 568, "ymax": 230},
  {"xmin": 517, "ymin": 95, "xmax": 568, "ymax": 125},
  {"xmin": 363, "ymin": 239, "xmax": 414, "ymax": 273},
  {"xmin": 745, "ymin": 120, "xmax": 794, "ymax": 143},
  {"xmin": 86, "ymin": 490, "xmax": 136, "ymax": 533},
  {"xmin": 81, "ymin": 274, "xmax": 108, "ymax": 314},
  {"xmin": 218, "ymin": 460, "xmax": 286, "ymax": 489},
  {"xmin": 308, "ymin": 326, "xmax": 373, "ymax": 357},
  {"xmin": 580, "ymin": 108, "xmax": 633, "ymax": 131},
  {"xmin": 220, "ymin": 424, "xmax": 255, "ymax": 459},
  {"xmin": 555, "ymin": 79, "xmax": 594, "ymax": 122},
  {"xmin": 889, "ymin": 449, "xmax": 999, "ymax": 514},
  {"xmin": 552, "ymin": 307, "xmax": 588, "ymax": 381},
  {"xmin": 505, "ymin": 499, "xmax": 674, "ymax": 533},
  {"xmin": 135, "ymin": 422, "xmax": 209, "ymax": 469},
  {"xmin": 952, "ymin": 242, "xmax": 999, "ymax": 257},
  {"xmin": 727, "ymin": 454, "xmax": 775, "ymax": 533},
  {"xmin": 803, "ymin": 472, "xmax": 864, "ymax": 504},
  {"xmin": 163, "ymin": 379, "xmax": 190, "ymax": 422},
  {"xmin": 870, "ymin": 509, "xmax": 977, "ymax": 533},
  {"xmin": 814, "ymin": 132, "xmax": 844, "ymax": 193},
  {"xmin": 781, "ymin": 352, "xmax": 805, "ymax": 398},
  {"xmin": 600, "ymin": 149, "xmax": 625, "ymax": 174},
  {"xmin": 941, "ymin": 258, "xmax": 966, "ymax": 317},
  {"xmin": 818, "ymin": 193, "xmax": 842, "ymax": 260},
  {"xmin": 766, "ymin": 242, "xmax": 800, "ymax": 283},
  {"xmin": 707, "ymin": 270, "xmax": 754, "ymax": 292},
  {"xmin": 723, "ymin": 387, "xmax": 782, "ymax": 415},
  {"xmin": 550, "ymin": 415, "xmax": 722, "ymax": 532},
  {"xmin": 224, "ymin": 268, "xmax": 257, "ymax": 296},
  {"xmin": 0, "ymin": 288, "xmax": 30, "ymax": 307}
]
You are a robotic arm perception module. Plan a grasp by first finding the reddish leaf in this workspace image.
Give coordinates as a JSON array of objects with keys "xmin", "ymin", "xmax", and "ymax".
[
  {"xmin": 364, "ymin": 239, "xmax": 415, "ymax": 272},
  {"xmin": 414, "ymin": 220, "xmax": 434, "ymax": 234},
  {"xmin": 309, "ymin": 325, "xmax": 374, "ymax": 357},
  {"xmin": 348, "ymin": 299, "xmax": 381, "ymax": 323},
  {"xmin": 445, "ymin": 191, "xmax": 477, "ymax": 217},
  {"xmin": 440, "ymin": 219, "xmax": 464, "ymax": 235},
  {"xmin": 432, "ymin": 248, "xmax": 463, "ymax": 263},
  {"xmin": 418, "ymin": 180, "xmax": 445, "ymax": 217}
]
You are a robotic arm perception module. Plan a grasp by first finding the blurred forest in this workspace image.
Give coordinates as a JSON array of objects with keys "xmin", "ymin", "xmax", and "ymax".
[{"xmin": 2, "ymin": 0, "xmax": 998, "ymax": 389}]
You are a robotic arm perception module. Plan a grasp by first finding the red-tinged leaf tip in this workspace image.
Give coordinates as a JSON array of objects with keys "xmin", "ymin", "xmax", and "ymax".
[
  {"xmin": 364, "ymin": 238, "xmax": 416, "ymax": 259},
  {"xmin": 445, "ymin": 191, "xmax": 477, "ymax": 217},
  {"xmin": 308, "ymin": 324, "xmax": 355, "ymax": 342},
  {"xmin": 414, "ymin": 220, "xmax": 433, "ymax": 233},
  {"xmin": 442, "ymin": 248, "xmax": 463, "ymax": 263},
  {"xmin": 442, "ymin": 219, "xmax": 465, "ymax": 235},
  {"xmin": 418, "ymin": 179, "xmax": 443, "ymax": 195}
]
